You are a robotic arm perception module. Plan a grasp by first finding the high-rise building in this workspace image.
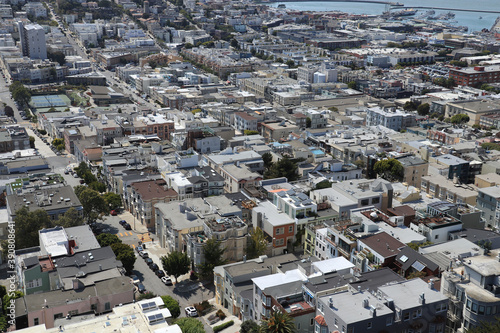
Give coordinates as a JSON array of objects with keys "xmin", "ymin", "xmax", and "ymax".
[
  {"xmin": 143, "ymin": 0, "xmax": 150, "ymax": 14},
  {"xmin": 17, "ymin": 22, "xmax": 47, "ymax": 59}
]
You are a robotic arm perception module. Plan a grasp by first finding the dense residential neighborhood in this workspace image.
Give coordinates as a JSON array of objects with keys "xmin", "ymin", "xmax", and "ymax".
[{"xmin": 0, "ymin": 0, "xmax": 499, "ymax": 332}]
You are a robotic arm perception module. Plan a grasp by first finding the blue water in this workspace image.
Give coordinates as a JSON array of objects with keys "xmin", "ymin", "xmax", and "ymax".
[{"xmin": 270, "ymin": 0, "xmax": 500, "ymax": 33}]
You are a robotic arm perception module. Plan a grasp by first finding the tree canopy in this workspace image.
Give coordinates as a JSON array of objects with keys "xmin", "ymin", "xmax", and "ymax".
[
  {"xmin": 161, "ymin": 295, "xmax": 180, "ymax": 318},
  {"xmin": 161, "ymin": 251, "xmax": 190, "ymax": 283},
  {"xmin": 76, "ymin": 188, "xmax": 109, "ymax": 223},
  {"xmin": 264, "ymin": 157, "xmax": 299, "ymax": 181},
  {"xmin": 417, "ymin": 103, "xmax": 430, "ymax": 116},
  {"xmin": 9, "ymin": 82, "xmax": 31, "ymax": 107},
  {"xmin": 14, "ymin": 207, "xmax": 52, "ymax": 249},
  {"xmin": 110, "ymin": 242, "xmax": 135, "ymax": 273},
  {"xmin": 261, "ymin": 310, "xmax": 296, "ymax": 333},
  {"xmin": 96, "ymin": 233, "xmax": 122, "ymax": 247},
  {"xmin": 198, "ymin": 238, "xmax": 227, "ymax": 279},
  {"xmin": 246, "ymin": 227, "xmax": 267, "ymax": 259},
  {"xmin": 450, "ymin": 113, "xmax": 470, "ymax": 124},
  {"xmin": 373, "ymin": 158, "xmax": 404, "ymax": 182},
  {"xmin": 175, "ymin": 317, "xmax": 205, "ymax": 333},
  {"xmin": 102, "ymin": 192, "xmax": 122, "ymax": 210},
  {"xmin": 467, "ymin": 317, "xmax": 500, "ymax": 333},
  {"xmin": 55, "ymin": 207, "xmax": 84, "ymax": 228}
]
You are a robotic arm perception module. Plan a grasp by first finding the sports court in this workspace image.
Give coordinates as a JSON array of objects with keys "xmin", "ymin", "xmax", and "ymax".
[{"xmin": 30, "ymin": 94, "xmax": 71, "ymax": 111}]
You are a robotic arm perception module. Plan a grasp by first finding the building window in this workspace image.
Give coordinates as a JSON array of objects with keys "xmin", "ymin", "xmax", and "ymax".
[
  {"xmin": 367, "ymin": 322, "xmax": 372, "ymax": 329},
  {"xmin": 310, "ymin": 318, "xmax": 314, "ymax": 326},
  {"xmin": 386, "ymin": 317, "xmax": 392, "ymax": 326},
  {"xmin": 404, "ymin": 312, "xmax": 410, "ymax": 321},
  {"xmin": 289, "ymin": 226, "xmax": 294, "ymax": 233},
  {"xmin": 34, "ymin": 318, "xmax": 39, "ymax": 326},
  {"xmin": 105, "ymin": 302, "xmax": 111, "ymax": 311}
]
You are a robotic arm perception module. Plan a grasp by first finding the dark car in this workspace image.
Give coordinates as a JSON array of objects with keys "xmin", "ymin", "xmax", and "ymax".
[
  {"xmin": 124, "ymin": 223, "xmax": 132, "ymax": 230},
  {"xmin": 145, "ymin": 258, "xmax": 153, "ymax": 266},
  {"xmin": 137, "ymin": 283, "xmax": 146, "ymax": 293},
  {"xmin": 119, "ymin": 220, "xmax": 127, "ymax": 226},
  {"xmin": 149, "ymin": 263, "xmax": 159, "ymax": 272},
  {"xmin": 155, "ymin": 270, "xmax": 166, "ymax": 278}
]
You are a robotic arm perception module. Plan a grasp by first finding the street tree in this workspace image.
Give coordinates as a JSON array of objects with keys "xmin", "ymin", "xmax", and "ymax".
[
  {"xmin": 246, "ymin": 227, "xmax": 267, "ymax": 259},
  {"xmin": 241, "ymin": 320, "xmax": 260, "ymax": 333},
  {"xmin": 4, "ymin": 106, "xmax": 13, "ymax": 117},
  {"xmin": 161, "ymin": 251, "xmax": 190, "ymax": 283},
  {"xmin": 198, "ymin": 238, "xmax": 227, "ymax": 279},
  {"xmin": 110, "ymin": 243, "xmax": 136, "ymax": 273},
  {"xmin": 89, "ymin": 182, "xmax": 106, "ymax": 193},
  {"xmin": 102, "ymin": 192, "xmax": 122, "ymax": 210},
  {"xmin": 96, "ymin": 233, "xmax": 122, "ymax": 247},
  {"xmin": 76, "ymin": 188, "xmax": 108, "ymax": 223},
  {"xmin": 467, "ymin": 317, "xmax": 500, "ymax": 333},
  {"xmin": 161, "ymin": 295, "xmax": 180, "ymax": 318},
  {"xmin": 14, "ymin": 208, "xmax": 52, "ymax": 249},
  {"xmin": 306, "ymin": 117, "xmax": 311, "ymax": 128},
  {"xmin": 29, "ymin": 136, "xmax": 35, "ymax": 148},
  {"xmin": 373, "ymin": 158, "xmax": 404, "ymax": 182},
  {"xmin": 261, "ymin": 310, "xmax": 296, "ymax": 333},
  {"xmin": 55, "ymin": 207, "xmax": 84, "ymax": 228},
  {"xmin": 262, "ymin": 152, "xmax": 273, "ymax": 170}
]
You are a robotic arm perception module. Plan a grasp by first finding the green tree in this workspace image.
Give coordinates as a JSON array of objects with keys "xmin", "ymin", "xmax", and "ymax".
[
  {"xmin": 306, "ymin": 117, "xmax": 311, "ymax": 128},
  {"xmin": 246, "ymin": 227, "xmax": 267, "ymax": 259},
  {"xmin": 450, "ymin": 113, "xmax": 470, "ymax": 124},
  {"xmin": 102, "ymin": 192, "xmax": 122, "ymax": 210},
  {"xmin": 403, "ymin": 101, "xmax": 417, "ymax": 111},
  {"xmin": 373, "ymin": 158, "xmax": 404, "ymax": 182},
  {"xmin": 285, "ymin": 60, "xmax": 295, "ymax": 68},
  {"xmin": 466, "ymin": 317, "xmax": 500, "ymax": 333},
  {"xmin": 262, "ymin": 152, "xmax": 273, "ymax": 170},
  {"xmin": 4, "ymin": 105, "xmax": 13, "ymax": 117},
  {"xmin": 110, "ymin": 243, "xmax": 136, "ymax": 273},
  {"xmin": 14, "ymin": 208, "xmax": 52, "ymax": 249},
  {"xmin": 450, "ymin": 60, "xmax": 467, "ymax": 67},
  {"xmin": 161, "ymin": 295, "xmax": 180, "ymax": 318},
  {"xmin": 3, "ymin": 291, "xmax": 23, "ymax": 313},
  {"xmin": 417, "ymin": 103, "xmax": 430, "ymax": 116},
  {"xmin": 198, "ymin": 238, "xmax": 227, "ymax": 279},
  {"xmin": 241, "ymin": 320, "xmax": 260, "ymax": 333},
  {"xmin": 52, "ymin": 138, "xmax": 64, "ymax": 146},
  {"xmin": 264, "ymin": 157, "xmax": 299, "ymax": 181},
  {"xmin": 314, "ymin": 180, "xmax": 332, "ymax": 190},
  {"xmin": 260, "ymin": 310, "xmax": 296, "ymax": 333},
  {"xmin": 161, "ymin": 251, "xmax": 190, "ymax": 283},
  {"xmin": 244, "ymin": 130, "xmax": 259, "ymax": 135},
  {"xmin": 96, "ymin": 233, "xmax": 122, "ymax": 247},
  {"xmin": 73, "ymin": 185, "xmax": 87, "ymax": 198},
  {"xmin": 230, "ymin": 39, "xmax": 239, "ymax": 49},
  {"xmin": 175, "ymin": 317, "xmax": 205, "ymax": 333},
  {"xmin": 347, "ymin": 81, "xmax": 357, "ymax": 90},
  {"xmin": 354, "ymin": 159, "xmax": 365, "ymax": 169},
  {"xmin": 29, "ymin": 136, "xmax": 35, "ymax": 148},
  {"xmin": 9, "ymin": 82, "xmax": 31, "ymax": 106},
  {"xmin": 184, "ymin": 43, "xmax": 194, "ymax": 49},
  {"xmin": 55, "ymin": 207, "xmax": 84, "ymax": 228},
  {"xmin": 76, "ymin": 188, "xmax": 108, "ymax": 223},
  {"xmin": 89, "ymin": 181, "xmax": 106, "ymax": 193}
]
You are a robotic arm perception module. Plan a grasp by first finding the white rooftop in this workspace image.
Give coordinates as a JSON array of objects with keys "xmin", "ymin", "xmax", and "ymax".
[
  {"xmin": 252, "ymin": 269, "xmax": 307, "ymax": 291},
  {"xmin": 312, "ymin": 257, "xmax": 354, "ymax": 274},
  {"xmin": 39, "ymin": 228, "xmax": 69, "ymax": 257}
]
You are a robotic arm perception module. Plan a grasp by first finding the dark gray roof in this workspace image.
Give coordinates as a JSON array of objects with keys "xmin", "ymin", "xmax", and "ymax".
[
  {"xmin": 54, "ymin": 246, "xmax": 116, "ymax": 268},
  {"xmin": 304, "ymin": 272, "xmax": 352, "ymax": 294},
  {"xmin": 349, "ymin": 267, "xmax": 404, "ymax": 293},
  {"xmin": 23, "ymin": 256, "xmax": 39, "ymax": 269},
  {"xmin": 449, "ymin": 228, "xmax": 500, "ymax": 250},
  {"xmin": 395, "ymin": 246, "xmax": 439, "ymax": 272}
]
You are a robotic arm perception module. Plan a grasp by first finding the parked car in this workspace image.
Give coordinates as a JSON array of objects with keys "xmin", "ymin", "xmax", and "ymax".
[
  {"xmin": 136, "ymin": 246, "xmax": 143, "ymax": 253},
  {"xmin": 149, "ymin": 263, "xmax": 159, "ymax": 272},
  {"xmin": 185, "ymin": 307, "xmax": 198, "ymax": 317},
  {"xmin": 161, "ymin": 276, "xmax": 172, "ymax": 285},
  {"xmin": 79, "ymin": 179, "xmax": 85, "ymax": 184},
  {"xmin": 110, "ymin": 210, "xmax": 118, "ymax": 216},
  {"xmin": 130, "ymin": 275, "xmax": 140, "ymax": 285},
  {"xmin": 145, "ymin": 258, "xmax": 153, "ymax": 266},
  {"xmin": 123, "ymin": 223, "xmax": 131, "ymax": 230},
  {"xmin": 139, "ymin": 251, "xmax": 149, "ymax": 259},
  {"xmin": 119, "ymin": 220, "xmax": 127, "ymax": 226},
  {"xmin": 137, "ymin": 283, "xmax": 146, "ymax": 293},
  {"xmin": 155, "ymin": 270, "xmax": 165, "ymax": 278}
]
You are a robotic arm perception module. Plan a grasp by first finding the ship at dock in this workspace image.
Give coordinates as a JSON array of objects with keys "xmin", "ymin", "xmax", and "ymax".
[{"xmin": 390, "ymin": 8, "xmax": 418, "ymax": 17}]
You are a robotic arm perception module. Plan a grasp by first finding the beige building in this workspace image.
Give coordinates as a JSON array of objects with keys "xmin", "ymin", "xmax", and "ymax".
[
  {"xmin": 261, "ymin": 121, "xmax": 299, "ymax": 142},
  {"xmin": 219, "ymin": 164, "xmax": 263, "ymax": 193},
  {"xmin": 420, "ymin": 175, "xmax": 478, "ymax": 206},
  {"xmin": 397, "ymin": 155, "xmax": 428, "ymax": 187},
  {"xmin": 445, "ymin": 100, "xmax": 500, "ymax": 125},
  {"xmin": 474, "ymin": 173, "xmax": 500, "ymax": 188}
]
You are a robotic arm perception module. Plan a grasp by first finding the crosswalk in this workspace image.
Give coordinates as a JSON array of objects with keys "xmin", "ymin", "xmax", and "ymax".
[
  {"xmin": 139, "ymin": 233, "xmax": 153, "ymax": 243},
  {"xmin": 117, "ymin": 232, "xmax": 134, "ymax": 237}
]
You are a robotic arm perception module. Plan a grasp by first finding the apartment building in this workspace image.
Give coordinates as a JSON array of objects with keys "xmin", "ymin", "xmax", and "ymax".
[
  {"xmin": 233, "ymin": 112, "xmax": 258, "ymax": 133},
  {"xmin": 365, "ymin": 107, "xmax": 417, "ymax": 131},
  {"xmin": 477, "ymin": 185, "xmax": 500, "ymax": 230},
  {"xmin": 219, "ymin": 164, "xmax": 262, "ymax": 193},
  {"xmin": 396, "ymin": 155, "xmax": 428, "ymax": 187},
  {"xmin": 449, "ymin": 65, "xmax": 500, "ymax": 87},
  {"xmin": 420, "ymin": 175, "xmax": 478, "ymax": 206}
]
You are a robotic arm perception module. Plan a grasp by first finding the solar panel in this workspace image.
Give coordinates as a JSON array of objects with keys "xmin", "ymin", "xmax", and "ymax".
[{"xmin": 411, "ymin": 261, "xmax": 425, "ymax": 272}]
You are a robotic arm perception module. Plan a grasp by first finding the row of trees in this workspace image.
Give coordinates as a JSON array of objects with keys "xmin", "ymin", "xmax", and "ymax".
[
  {"xmin": 96, "ymin": 233, "xmax": 136, "ymax": 273},
  {"xmin": 262, "ymin": 153, "xmax": 300, "ymax": 182},
  {"xmin": 241, "ymin": 311, "xmax": 296, "ymax": 333},
  {"xmin": 9, "ymin": 81, "xmax": 31, "ymax": 108}
]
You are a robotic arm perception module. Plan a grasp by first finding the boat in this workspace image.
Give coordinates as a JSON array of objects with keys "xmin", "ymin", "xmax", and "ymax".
[
  {"xmin": 391, "ymin": 8, "xmax": 417, "ymax": 17},
  {"xmin": 479, "ymin": 16, "xmax": 483, "ymax": 19},
  {"xmin": 277, "ymin": 4, "xmax": 286, "ymax": 8}
]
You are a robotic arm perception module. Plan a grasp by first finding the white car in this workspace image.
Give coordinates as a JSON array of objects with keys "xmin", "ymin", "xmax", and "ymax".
[
  {"xmin": 161, "ymin": 276, "xmax": 172, "ymax": 285},
  {"xmin": 185, "ymin": 306, "xmax": 198, "ymax": 317}
]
